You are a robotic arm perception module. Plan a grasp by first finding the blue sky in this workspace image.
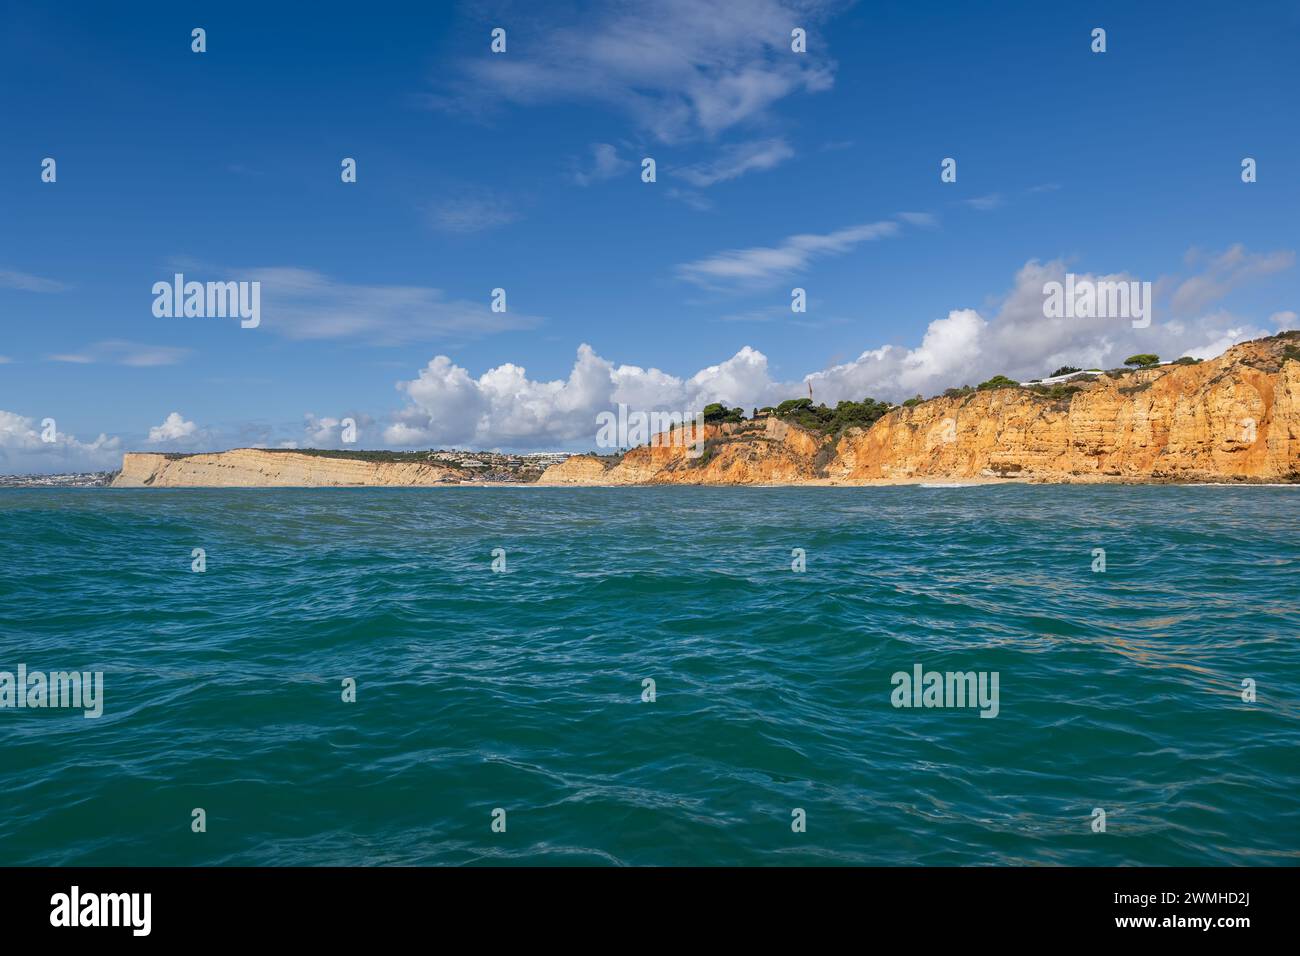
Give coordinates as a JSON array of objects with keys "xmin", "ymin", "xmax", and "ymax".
[{"xmin": 2, "ymin": 0, "xmax": 1297, "ymax": 470}]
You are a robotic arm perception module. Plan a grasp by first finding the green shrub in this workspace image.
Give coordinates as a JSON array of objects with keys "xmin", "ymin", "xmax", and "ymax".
[
  {"xmin": 771, "ymin": 396, "xmax": 894, "ymax": 435},
  {"xmin": 774, "ymin": 398, "xmax": 813, "ymax": 416},
  {"xmin": 1030, "ymin": 383, "xmax": 1083, "ymax": 401},
  {"xmin": 702, "ymin": 402, "xmax": 745, "ymax": 424},
  {"xmin": 977, "ymin": 374, "xmax": 1019, "ymax": 391},
  {"xmin": 1050, "ymin": 365, "xmax": 1081, "ymax": 377}
]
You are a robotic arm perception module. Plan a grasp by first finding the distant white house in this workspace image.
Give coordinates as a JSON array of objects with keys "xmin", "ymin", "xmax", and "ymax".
[
  {"xmin": 1020, "ymin": 369, "xmax": 1104, "ymax": 387},
  {"xmin": 1020, "ymin": 360, "xmax": 1179, "ymax": 387}
]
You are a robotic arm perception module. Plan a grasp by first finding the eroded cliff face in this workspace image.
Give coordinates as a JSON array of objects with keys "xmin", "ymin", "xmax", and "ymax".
[
  {"xmin": 112, "ymin": 450, "xmax": 458, "ymax": 487},
  {"xmin": 537, "ymin": 419, "xmax": 822, "ymax": 485},
  {"xmin": 830, "ymin": 336, "xmax": 1298, "ymax": 482}
]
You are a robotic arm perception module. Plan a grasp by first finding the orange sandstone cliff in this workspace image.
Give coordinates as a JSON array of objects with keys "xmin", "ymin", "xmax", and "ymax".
[{"xmin": 538, "ymin": 333, "xmax": 1300, "ymax": 485}]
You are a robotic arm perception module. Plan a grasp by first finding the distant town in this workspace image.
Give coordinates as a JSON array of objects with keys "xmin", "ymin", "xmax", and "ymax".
[
  {"xmin": 0, "ymin": 472, "xmax": 116, "ymax": 488},
  {"xmin": 423, "ymin": 449, "xmax": 572, "ymax": 482}
]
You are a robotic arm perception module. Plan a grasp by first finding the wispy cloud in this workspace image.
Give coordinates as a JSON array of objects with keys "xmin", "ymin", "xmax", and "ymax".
[
  {"xmin": 427, "ymin": 191, "xmax": 519, "ymax": 233},
  {"xmin": 572, "ymin": 143, "xmax": 632, "ymax": 186},
  {"xmin": 48, "ymin": 340, "xmax": 193, "ymax": 366},
  {"xmin": 676, "ymin": 217, "xmax": 911, "ymax": 288},
  {"xmin": 896, "ymin": 212, "xmax": 938, "ymax": 228},
  {"xmin": 666, "ymin": 187, "xmax": 715, "ymax": 211},
  {"xmin": 963, "ymin": 193, "xmax": 1004, "ymax": 211},
  {"xmin": 0, "ymin": 269, "xmax": 65, "ymax": 293},
  {"xmin": 673, "ymin": 138, "xmax": 794, "ymax": 187},
  {"xmin": 427, "ymin": 0, "xmax": 843, "ymax": 142},
  {"xmin": 247, "ymin": 267, "xmax": 543, "ymax": 345},
  {"xmin": 1171, "ymin": 244, "xmax": 1294, "ymax": 315}
]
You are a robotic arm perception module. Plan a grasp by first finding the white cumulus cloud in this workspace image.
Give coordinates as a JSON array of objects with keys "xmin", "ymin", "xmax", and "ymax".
[
  {"xmin": 146, "ymin": 412, "xmax": 201, "ymax": 444},
  {"xmin": 0, "ymin": 410, "xmax": 120, "ymax": 473}
]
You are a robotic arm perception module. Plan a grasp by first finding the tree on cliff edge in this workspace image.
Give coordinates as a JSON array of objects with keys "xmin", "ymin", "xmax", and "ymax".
[{"xmin": 1123, "ymin": 354, "xmax": 1160, "ymax": 368}]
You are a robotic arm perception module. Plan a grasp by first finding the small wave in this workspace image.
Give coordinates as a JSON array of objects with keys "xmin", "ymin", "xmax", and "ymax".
[{"xmin": 1182, "ymin": 483, "xmax": 1300, "ymax": 488}]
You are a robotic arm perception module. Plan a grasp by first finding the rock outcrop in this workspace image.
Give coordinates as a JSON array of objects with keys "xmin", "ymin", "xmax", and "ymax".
[
  {"xmin": 534, "ymin": 455, "xmax": 616, "ymax": 484},
  {"xmin": 112, "ymin": 449, "xmax": 458, "ymax": 487}
]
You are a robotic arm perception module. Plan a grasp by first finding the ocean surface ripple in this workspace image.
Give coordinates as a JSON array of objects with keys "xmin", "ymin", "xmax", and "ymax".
[{"xmin": 1, "ymin": 485, "xmax": 1297, "ymax": 866}]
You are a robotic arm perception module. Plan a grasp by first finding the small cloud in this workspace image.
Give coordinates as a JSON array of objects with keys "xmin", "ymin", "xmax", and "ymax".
[
  {"xmin": 1027, "ymin": 183, "xmax": 1061, "ymax": 194},
  {"xmin": 676, "ymin": 217, "xmax": 909, "ymax": 289},
  {"xmin": 718, "ymin": 305, "xmax": 786, "ymax": 323},
  {"xmin": 673, "ymin": 138, "xmax": 794, "ymax": 188},
  {"xmin": 1269, "ymin": 310, "xmax": 1297, "ymax": 330},
  {"xmin": 48, "ymin": 341, "xmax": 192, "ymax": 367},
  {"xmin": 573, "ymin": 143, "xmax": 631, "ymax": 186},
  {"xmin": 963, "ymin": 193, "xmax": 1004, "ymax": 211},
  {"xmin": 896, "ymin": 211, "xmax": 938, "ymax": 228},
  {"xmin": 428, "ymin": 192, "xmax": 518, "ymax": 233},
  {"xmin": 303, "ymin": 412, "xmax": 375, "ymax": 447},
  {"xmin": 146, "ymin": 412, "xmax": 200, "ymax": 444},
  {"xmin": 666, "ymin": 188, "xmax": 715, "ymax": 211},
  {"xmin": 0, "ymin": 269, "xmax": 65, "ymax": 293}
]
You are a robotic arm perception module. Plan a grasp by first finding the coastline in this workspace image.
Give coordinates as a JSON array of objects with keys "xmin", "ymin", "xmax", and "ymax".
[
  {"xmin": 57, "ymin": 331, "xmax": 1298, "ymax": 490},
  {"xmin": 36, "ymin": 474, "xmax": 1294, "ymax": 489}
]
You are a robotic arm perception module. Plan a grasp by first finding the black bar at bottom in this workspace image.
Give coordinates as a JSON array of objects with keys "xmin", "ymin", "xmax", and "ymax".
[{"xmin": 0, "ymin": 866, "xmax": 1278, "ymax": 941}]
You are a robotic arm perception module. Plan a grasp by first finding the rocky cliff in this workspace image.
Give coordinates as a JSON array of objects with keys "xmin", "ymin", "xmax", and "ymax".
[
  {"xmin": 828, "ymin": 334, "xmax": 1298, "ymax": 483},
  {"xmin": 112, "ymin": 449, "xmax": 458, "ymax": 487}
]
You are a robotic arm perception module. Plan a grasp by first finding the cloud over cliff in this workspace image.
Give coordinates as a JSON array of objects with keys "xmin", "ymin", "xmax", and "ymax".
[{"xmin": 386, "ymin": 255, "xmax": 1288, "ymax": 449}]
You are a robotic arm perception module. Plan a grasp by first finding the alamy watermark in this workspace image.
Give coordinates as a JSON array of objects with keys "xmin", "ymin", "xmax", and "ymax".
[
  {"xmin": 1042, "ymin": 274, "xmax": 1151, "ymax": 329},
  {"xmin": 50, "ymin": 886, "xmax": 151, "ymax": 936},
  {"xmin": 1, "ymin": 665, "xmax": 103, "ymax": 718},
  {"xmin": 152, "ymin": 273, "xmax": 260, "ymax": 328},
  {"xmin": 890, "ymin": 664, "xmax": 999, "ymax": 718}
]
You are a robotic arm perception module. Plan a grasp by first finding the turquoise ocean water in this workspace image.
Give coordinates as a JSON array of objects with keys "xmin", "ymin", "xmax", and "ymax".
[{"xmin": 1, "ymin": 485, "xmax": 1296, "ymax": 866}]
